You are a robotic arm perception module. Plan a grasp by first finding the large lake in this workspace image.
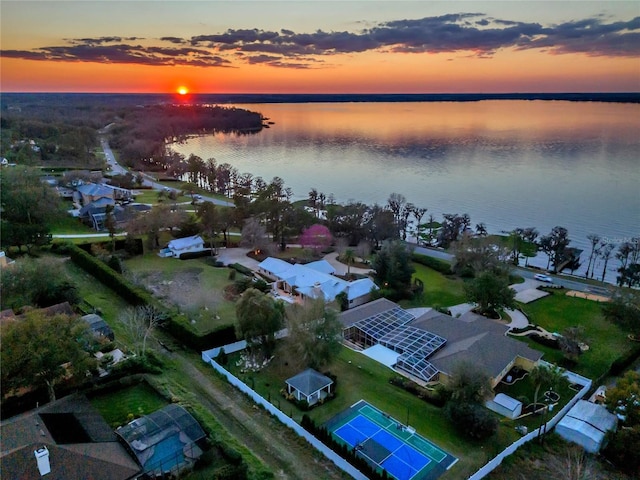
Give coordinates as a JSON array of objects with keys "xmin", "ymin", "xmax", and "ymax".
[{"xmin": 173, "ymin": 100, "xmax": 639, "ymax": 276}]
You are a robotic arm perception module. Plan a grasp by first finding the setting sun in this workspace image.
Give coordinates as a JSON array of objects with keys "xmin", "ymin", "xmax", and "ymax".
[{"xmin": 177, "ymin": 86, "xmax": 189, "ymax": 95}]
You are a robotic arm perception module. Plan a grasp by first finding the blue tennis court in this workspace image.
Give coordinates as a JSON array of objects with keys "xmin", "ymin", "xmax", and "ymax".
[{"xmin": 327, "ymin": 401, "xmax": 458, "ymax": 480}]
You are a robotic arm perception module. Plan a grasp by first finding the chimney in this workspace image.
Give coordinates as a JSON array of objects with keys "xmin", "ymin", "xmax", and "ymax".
[{"xmin": 34, "ymin": 446, "xmax": 51, "ymax": 476}]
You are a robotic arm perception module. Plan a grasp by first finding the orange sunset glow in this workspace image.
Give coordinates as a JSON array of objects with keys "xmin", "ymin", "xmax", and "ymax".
[{"xmin": 1, "ymin": 1, "xmax": 638, "ymax": 93}]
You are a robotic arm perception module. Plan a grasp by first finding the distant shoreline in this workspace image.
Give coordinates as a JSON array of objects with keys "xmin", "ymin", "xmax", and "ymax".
[{"xmin": 2, "ymin": 92, "xmax": 640, "ymax": 105}]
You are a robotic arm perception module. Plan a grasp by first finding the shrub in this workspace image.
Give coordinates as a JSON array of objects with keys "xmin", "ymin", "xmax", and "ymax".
[
  {"xmin": 179, "ymin": 249, "xmax": 213, "ymax": 260},
  {"xmin": 609, "ymin": 343, "xmax": 640, "ymax": 376},
  {"xmin": 444, "ymin": 401, "xmax": 498, "ymax": 440},
  {"xmin": 412, "ymin": 253, "xmax": 452, "ymax": 274},
  {"xmin": 230, "ymin": 263, "xmax": 253, "ymax": 276},
  {"xmin": 529, "ymin": 333, "xmax": 560, "ymax": 349}
]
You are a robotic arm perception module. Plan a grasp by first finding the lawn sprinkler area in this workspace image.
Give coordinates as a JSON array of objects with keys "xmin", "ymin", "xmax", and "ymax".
[{"xmin": 325, "ymin": 400, "xmax": 457, "ymax": 480}]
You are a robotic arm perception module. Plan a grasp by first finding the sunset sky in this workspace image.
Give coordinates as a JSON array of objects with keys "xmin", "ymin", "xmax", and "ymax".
[{"xmin": 1, "ymin": 0, "xmax": 639, "ymax": 93}]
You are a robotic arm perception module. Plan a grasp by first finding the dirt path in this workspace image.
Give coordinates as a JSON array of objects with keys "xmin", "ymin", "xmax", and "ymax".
[{"xmin": 170, "ymin": 352, "xmax": 351, "ymax": 480}]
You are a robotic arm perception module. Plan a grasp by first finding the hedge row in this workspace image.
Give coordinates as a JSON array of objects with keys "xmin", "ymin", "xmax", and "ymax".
[
  {"xmin": 230, "ymin": 263, "xmax": 254, "ymax": 276},
  {"xmin": 610, "ymin": 343, "xmax": 640, "ymax": 376},
  {"xmin": 412, "ymin": 253, "xmax": 452, "ymax": 274},
  {"xmin": 179, "ymin": 249, "xmax": 213, "ymax": 260},
  {"xmin": 54, "ymin": 242, "xmax": 154, "ymax": 306},
  {"xmin": 162, "ymin": 320, "xmax": 237, "ymax": 351}
]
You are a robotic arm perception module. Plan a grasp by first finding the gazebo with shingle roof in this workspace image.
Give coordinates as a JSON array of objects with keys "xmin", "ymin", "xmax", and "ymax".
[{"xmin": 285, "ymin": 369, "xmax": 334, "ymax": 406}]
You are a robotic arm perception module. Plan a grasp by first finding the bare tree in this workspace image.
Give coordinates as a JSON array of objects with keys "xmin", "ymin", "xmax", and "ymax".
[
  {"xmin": 240, "ymin": 217, "xmax": 269, "ymax": 255},
  {"xmin": 120, "ymin": 305, "xmax": 164, "ymax": 356}
]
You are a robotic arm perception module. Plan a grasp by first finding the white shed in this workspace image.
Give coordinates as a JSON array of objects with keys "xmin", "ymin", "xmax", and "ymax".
[
  {"xmin": 555, "ymin": 400, "xmax": 617, "ymax": 453},
  {"xmin": 486, "ymin": 393, "xmax": 523, "ymax": 419}
]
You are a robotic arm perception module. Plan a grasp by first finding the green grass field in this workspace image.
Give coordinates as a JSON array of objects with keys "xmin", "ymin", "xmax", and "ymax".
[
  {"xmin": 222, "ymin": 346, "xmax": 518, "ymax": 479},
  {"xmin": 89, "ymin": 381, "xmax": 168, "ymax": 428},
  {"xmin": 518, "ymin": 291, "xmax": 632, "ymax": 379},
  {"xmin": 124, "ymin": 254, "xmax": 237, "ymax": 331},
  {"xmin": 401, "ymin": 262, "xmax": 468, "ymax": 309}
]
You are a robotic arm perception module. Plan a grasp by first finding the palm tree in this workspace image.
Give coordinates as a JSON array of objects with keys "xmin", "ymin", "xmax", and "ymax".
[
  {"xmin": 530, "ymin": 364, "xmax": 565, "ymax": 412},
  {"xmin": 585, "ymin": 234, "xmax": 600, "ymax": 279},
  {"xmin": 343, "ymin": 249, "xmax": 355, "ymax": 277}
]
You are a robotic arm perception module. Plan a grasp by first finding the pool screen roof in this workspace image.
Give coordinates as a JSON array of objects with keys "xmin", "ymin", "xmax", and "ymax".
[
  {"xmin": 351, "ymin": 307, "xmax": 415, "ymax": 340},
  {"xmin": 116, "ymin": 404, "xmax": 205, "ymax": 471},
  {"xmin": 351, "ymin": 308, "xmax": 446, "ymax": 382}
]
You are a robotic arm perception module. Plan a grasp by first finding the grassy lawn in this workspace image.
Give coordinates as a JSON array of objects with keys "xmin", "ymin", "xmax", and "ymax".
[
  {"xmin": 494, "ymin": 375, "xmax": 575, "ymax": 432},
  {"xmin": 89, "ymin": 382, "xmax": 168, "ymax": 428},
  {"xmin": 518, "ymin": 291, "xmax": 632, "ymax": 379},
  {"xmin": 124, "ymin": 254, "xmax": 237, "ymax": 332},
  {"xmin": 401, "ymin": 262, "xmax": 468, "ymax": 309},
  {"xmin": 132, "ymin": 190, "xmax": 192, "ymax": 205},
  {"xmin": 222, "ymin": 346, "xmax": 519, "ymax": 479},
  {"xmin": 50, "ymin": 214, "xmax": 97, "ymax": 235},
  {"xmin": 61, "ymin": 257, "xmax": 135, "ymax": 344}
]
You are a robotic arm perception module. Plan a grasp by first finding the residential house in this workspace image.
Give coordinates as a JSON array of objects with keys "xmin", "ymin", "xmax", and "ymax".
[
  {"xmin": 160, "ymin": 235, "xmax": 206, "ymax": 258},
  {"xmin": 257, "ymin": 257, "xmax": 377, "ymax": 308},
  {"xmin": 0, "ymin": 394, "xmax": 142, "ymax": 480},
  {"xmin": 75, "ymin": 183, "xmax": 114, "ymax": 207},
  {"xmin": 340, "ymin": 299, "xmax": 543, "ymax": 386}
]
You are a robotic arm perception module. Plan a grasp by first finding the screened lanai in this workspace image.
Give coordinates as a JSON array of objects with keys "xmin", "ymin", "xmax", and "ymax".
[
  {"xmin": 116, "ymin": 404, "xmax": 205, "ymax": 476},
  {"xmin": 342, "ymin": 304, "xmax": 447, "ymax": 383}
]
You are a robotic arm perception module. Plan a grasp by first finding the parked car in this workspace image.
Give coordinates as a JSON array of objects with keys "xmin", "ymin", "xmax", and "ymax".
[{"xmin": 534, "ymin": 273, "xmax": 553, "ymax": 283}]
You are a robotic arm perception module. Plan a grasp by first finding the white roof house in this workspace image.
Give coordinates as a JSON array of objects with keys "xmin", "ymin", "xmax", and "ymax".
[
  {"xmin": 555, "ymin": 400, "xmax": 617, "ymax": 453},
  {"xmin": 257, "ymin": 257, "xmax": 377, "ymax": 308},
  {"xmin": 164, "ymin": 235, "xmax": 205, "ymax": 258},
  {"xmin": 486, "ymin": 393, "xmax": 523, "ymax": 419}
]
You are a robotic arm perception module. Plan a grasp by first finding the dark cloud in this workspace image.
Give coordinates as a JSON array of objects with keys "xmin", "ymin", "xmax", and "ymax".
[
  {"xmin": 3, "ymin": 13, "xmax": 638, "ymax": 70},
  {"xmin": 1, "ymin": 43, "xmax": 231, "ymax": 67},
  {"xmin": 160, "ymin": 36, "xmax": 186, "ymax": 44}
]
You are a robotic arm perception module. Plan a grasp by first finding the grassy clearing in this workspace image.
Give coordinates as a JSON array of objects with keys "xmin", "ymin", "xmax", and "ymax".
[
  {"xmin": 518, "ymin": 291, "xmax": 632, "ymax": 379},
  {"xmin": 401, "ymin": 262, "xmax": 468, "ymax": 309},
  {"xmin": 89, "ymin": 382, "xmax": 168, "ymax": 428},
  {"xmin": 124, "ymin": 254, "xmax": 237, "ymax": 331},
  {"xmin": 61, "ymin": 256, "xmax": 134, "ymax": 344},
  {"xmin": 222, "ymin": 346, "xmax": 518, "ymax": 479},
  {"xmin": 50, "ymin": 214, "xmax": 97, "ymax": 235}
]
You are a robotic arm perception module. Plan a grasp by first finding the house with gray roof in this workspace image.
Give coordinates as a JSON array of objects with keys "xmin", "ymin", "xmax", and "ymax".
[
  {"xmin": 285, "ymin": 369, "xmax": 334, "ymax": 406},
  {"xmin": 0, "ymin": 394, "xmax": 141, "ymax": 480},
  {"xmin": 76, "ymin": 183, "xmax": 114, "ymax": 206},
  {"xmin": 257, "ymin": 257, "xmax": 377, "ymax": 308},
  {"xmin": 340, "ymin": 299, "xmax": 543, "ymax": 386}
]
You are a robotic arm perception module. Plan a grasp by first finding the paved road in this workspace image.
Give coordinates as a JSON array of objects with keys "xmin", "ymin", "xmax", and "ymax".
[
  {"xmin": 99, "ymin": 134, "xmax": 234, "ymax": 207},
  {"xmin": 411, "ymin": 243, "xmax": 595, "ymax": 293}
]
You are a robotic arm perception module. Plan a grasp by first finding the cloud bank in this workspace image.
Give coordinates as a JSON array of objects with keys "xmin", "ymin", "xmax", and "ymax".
[{"xmin": 3, "ymin": 13, "xmax": 638, "ymax": 68}]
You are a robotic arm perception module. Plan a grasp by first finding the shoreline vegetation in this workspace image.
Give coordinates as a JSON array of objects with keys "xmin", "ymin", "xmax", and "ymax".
[{"xmin": 2, "ymin": 92, "xmax": 640, "ymax": 104}]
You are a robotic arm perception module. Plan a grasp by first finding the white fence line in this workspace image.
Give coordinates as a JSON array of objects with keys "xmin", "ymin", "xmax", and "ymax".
[
  {"xmin": 201, "ymin": 350, "xmax": 369, "ymax": 480},
  {"xmin": 203, "ymin": 346, "xmax": 593, "ymax": 480},
  {"xmin": 467, "ymin": 367, "xmax": 592, "ymax": 480}
]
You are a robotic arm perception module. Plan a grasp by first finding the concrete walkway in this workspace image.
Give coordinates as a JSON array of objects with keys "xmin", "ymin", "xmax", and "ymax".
[{"xmin": 504, "ymin": 309, "xmax": 530, "ymax": 330}]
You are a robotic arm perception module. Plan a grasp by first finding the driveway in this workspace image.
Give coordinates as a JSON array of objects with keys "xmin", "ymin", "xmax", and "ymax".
[
  {"xmin": 215, "ymin": 247, "xmax": 261, "ymax": 271},
  {"xmin": 323, "ymin": 252, "xmax": 373, "ymax": 276}
]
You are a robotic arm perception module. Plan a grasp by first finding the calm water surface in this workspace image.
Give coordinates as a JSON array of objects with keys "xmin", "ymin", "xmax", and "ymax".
[{"xmin": 173, "ymin": 101, "xmax": 639, "ymax": 275}]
